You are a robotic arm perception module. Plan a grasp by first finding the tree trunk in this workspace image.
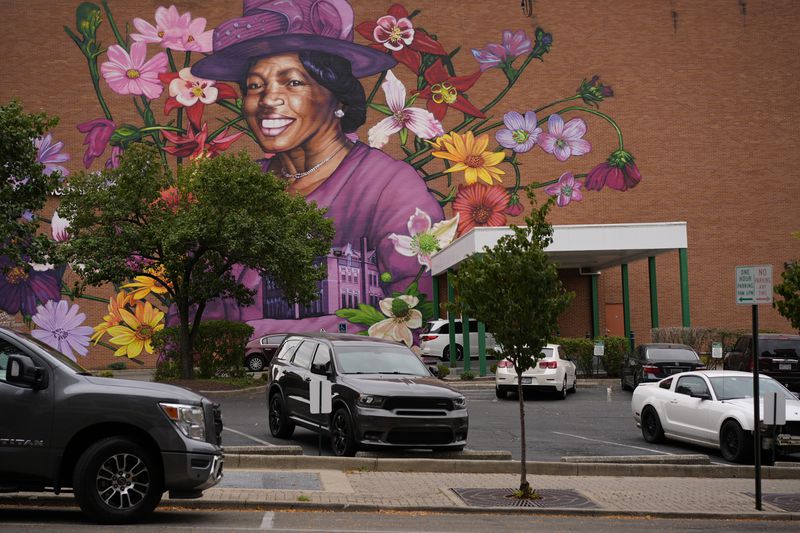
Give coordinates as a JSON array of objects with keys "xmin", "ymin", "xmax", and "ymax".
[
  {"xmin": 517, "ymin": 369, "xmax": 531, "ymax": 496},
  {"xmin": 177, "ymin": 299, "xmax": 194, "ymax": 380}
]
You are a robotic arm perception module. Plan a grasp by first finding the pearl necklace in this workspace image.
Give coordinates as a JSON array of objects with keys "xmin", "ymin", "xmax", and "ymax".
[{"xmin": 280, "ymin": 143, "xmax": 347, "ymax": 180}]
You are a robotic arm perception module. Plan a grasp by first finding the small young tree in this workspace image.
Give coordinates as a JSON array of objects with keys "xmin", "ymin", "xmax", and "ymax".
[
  {"xmin": 774, "ymin": 233, "xmax": 800, "ymax": 332},
  {"xmin": 57, "ymin": 144, "xmax": 334, "ymax": 378},
  {"xmin": 0, "ymin": 100, "xmax": 60, "ymax": 267},
  {"xmin": 449, "ymin": 186, "xmax": 573, "ymax": 498}
]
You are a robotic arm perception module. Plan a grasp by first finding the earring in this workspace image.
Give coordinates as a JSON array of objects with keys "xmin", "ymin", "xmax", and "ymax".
[{"xmin": 334, "ymin": 109, "xmax": 345, "ymax": 118}]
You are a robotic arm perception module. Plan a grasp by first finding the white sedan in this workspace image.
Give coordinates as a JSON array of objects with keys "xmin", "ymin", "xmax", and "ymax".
[
  {"xmin": 631, "ymin": 370, "xmax": 800, "ymax": 463},
  {"xmin": 495, "ymin": 344, "xmax": 577, "ymax": 400}
]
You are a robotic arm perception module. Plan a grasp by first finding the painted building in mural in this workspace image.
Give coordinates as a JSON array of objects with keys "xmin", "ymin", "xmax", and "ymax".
[{"xmin": 1, "ymin": 0, "xmax": 799, "ymax": 369}]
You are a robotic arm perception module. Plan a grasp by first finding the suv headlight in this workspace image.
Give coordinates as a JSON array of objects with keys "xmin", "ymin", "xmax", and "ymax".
[
  {"xmin": 356, "ymin": 394, "xmax": 386, "ymax": 408},
  {"xmin": 453, "ymin": 396, "xmax": 467, "ymax": 409},
  {"xmin": 160, "ymin": 402, "xmax": 206, "ymax": 441}
]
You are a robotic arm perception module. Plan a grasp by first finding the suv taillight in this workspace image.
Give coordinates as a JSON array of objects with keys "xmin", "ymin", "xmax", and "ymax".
[
  {"xmin": 420, "ymin": 334, "xmax": 438, "ymax": 342},
  {"xmin": 539, "ymin": 360, "xmax": 557, "ymax": 369},
  {"xmin": 497, "ymin": 360, "xmax": 514, "ymax": 368}
]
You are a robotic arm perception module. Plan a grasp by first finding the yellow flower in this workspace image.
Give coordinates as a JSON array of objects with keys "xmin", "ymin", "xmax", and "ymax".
[
  {"xmin": 107, "ymin": 301, "xmax": 165, "ymax": 358},
  {"xmin": 426, "ymin": 132, "xmax": 454, "ymax": 151},
  {"xmin": 91, "ymin": 291, "xmax": 132, "ymax": 344},
  {"xmin": 431, "ymin": 130, "xmax": 506, "ymax": 185},
  {"xmin": 122, "ymin": 264, "xmax": 171, "ymax": 300}
]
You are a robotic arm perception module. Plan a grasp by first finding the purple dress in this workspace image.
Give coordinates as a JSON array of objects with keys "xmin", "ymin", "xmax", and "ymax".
[{"xmin": 201, "ymin": 142, "xmax": 444, "ymax": 337}]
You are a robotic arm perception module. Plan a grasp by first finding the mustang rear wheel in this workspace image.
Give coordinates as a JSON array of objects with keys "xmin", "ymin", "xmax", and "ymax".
[
  {"xmin": 720, "ymin": 420, "xmax": 753, "ymax": 463},
  {"xmin": 641, "ymin": 407, "xmax": 664, "ymax": 443}
]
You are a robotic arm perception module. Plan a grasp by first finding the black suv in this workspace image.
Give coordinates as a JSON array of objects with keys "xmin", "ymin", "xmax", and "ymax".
[
  {"xmin": 724, "ymin": 333, "xmax": 800, "ymax": 392},
  {"xmin": 266, "ymin": 333, "xmax": 468, "ymax": 456}
]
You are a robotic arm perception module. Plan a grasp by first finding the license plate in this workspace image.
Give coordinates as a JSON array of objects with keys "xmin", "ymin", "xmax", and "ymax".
[
  {"xmin": 521, "ymin": 377, "xmax": 532, "ymax": 384},
  {"xmin": 669, "ymin": 368, "xmax": 682, "ymax": 374},
  {"xmin": 780, "ymin": 363, "xmax": 792, "ymax": 370}
]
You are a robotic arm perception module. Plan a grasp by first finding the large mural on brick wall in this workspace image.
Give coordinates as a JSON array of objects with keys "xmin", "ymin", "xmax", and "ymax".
[{"xmin": 3, "ymin": 0, "xmax": 642, "ymax": 364}]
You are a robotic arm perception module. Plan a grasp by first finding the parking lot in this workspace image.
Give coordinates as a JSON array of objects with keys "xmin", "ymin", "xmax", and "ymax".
[{"xmin": 209, "ymin": 381, "xmax": 800, "ymax": 464}]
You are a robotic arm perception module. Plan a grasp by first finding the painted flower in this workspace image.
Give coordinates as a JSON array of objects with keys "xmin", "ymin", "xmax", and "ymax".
[
  {"xmin": 584, "ymin": 149, "xmax": 642, "ymax": 191},
  {"xmin": 545, "ymin": 172, "xmax": 584, "ymax": 207},
  {"xmin": 107, "ymin": 300, "xmax": 165, "ymax": 358},
  {"xmin": 388, "ymin": 209, "xmax": 459, "ymax": 270},
  {"xmin": 159, "ymin": 69, "xmax": 239, "ymax": 130},
  {"xmin": 577, "ymin": 75, "xmax": 614, "ymax": 107},
  {"xmin": 417, "ymin": 60, "xmax": 485, "ymax": 120},
  {"xmin": 0, "ymin": 257, "xmax": 61, "ymax": 316},
  {"xmin": 368, "ymin": 70, "xmax": 444, "ymax": 148},
  {"xmin": 452, "ymin": 183, "xmax": 510, "ymax": 236},
  {"xmin": 368, "ymin": 295, "xmax": 423, "ymax": 347},
  {"xmin": 504, "ymin": 193, "xmax": 524, "ymax": 216},
  {"xmin": 356, "ymin": 4, "xmax": 447, "ymax": 72},
  {"xmin": 471, "ymin": 29, "xmax": 532, "ymax": 71},
  {"xmin": 131, "ymin": 5, "xmax": 213, "ymax": 52},
  {"xmin": 91, "ymin": 291, "xmax": 132, "ymax": 344},
  {"xmin": 152, "ymin": 186, "xmax": 197, "ymax": 214},
  {"xmin": 161, "ymin": 124, "xmax": 244, "ymax": 159},
  {"xmin": 431, "ymin": 131, "xmax": 506, "ymax": 185},
  {"xmin": 538, "ymin": 114, "xmax": 591, "ymax": 162},
  {"xmin": 35, "ymin": 134, "xmax": 70, "ymax": 177},
  {"xmin": 496, "ymin": 110, "xmax": 542, "ymax": 153},
  {"xmin": 100, "ymin": 42, "xmax": 168, "ymax": 99},
  {"xmin": 76, "ymin": 118, "xmax": 115, "ymax": 169},
  {"xmin": 30, "ymin": 300, "xmax": 93, "ymax": 361},
  {"xmin": 106, "ymin": 146, "xmax": 123, "ymax": 169},
  {"xmin": 51, "ymin": 211, "xmax": 70, "ymax": 242},
  {"xmin": 121, "ymin": 265, "xmax": 171, "ymax": 299}
]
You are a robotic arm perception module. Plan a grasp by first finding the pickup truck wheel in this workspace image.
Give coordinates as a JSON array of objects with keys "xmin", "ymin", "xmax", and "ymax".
[
  {"xmin": 720, "ymin": 420, "xmax": 753, "ymax": 463},
  {"xmin": 268, "ymin": 393, "xmax": 295, "ymax": 438},
  {"xmin": 641, "ymin": 407, "xmax": 665, "ymax": 443},
  {"xmin": 73, "ymin": 436, "xmax": 163, "ymax": 524}
]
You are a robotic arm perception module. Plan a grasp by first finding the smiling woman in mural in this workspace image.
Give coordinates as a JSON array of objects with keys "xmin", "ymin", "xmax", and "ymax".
[{"xmin": 190, "ymin": 0, "xmax": 451, "ymax": 340}]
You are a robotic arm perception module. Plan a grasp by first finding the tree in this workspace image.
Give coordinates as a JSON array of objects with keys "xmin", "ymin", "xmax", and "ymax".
[
  {"xmin": 774, "ymin": 233, "xmax": 800, "ymax": 332},
  {"xmin": 448, "ymin": 186, "xmax": 573, "ymax": 498},
  {"xmin": 56, "ymin": 144, "xmax": 334, "ymax": 378},
  {"xmin": 0, "ymin": 100, "xmax": 60, "ymax": 268}
]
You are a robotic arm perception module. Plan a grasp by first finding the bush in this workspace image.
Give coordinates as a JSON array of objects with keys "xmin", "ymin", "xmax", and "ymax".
[
  {"xmin": 95, "ymin": 370, "xmax": 114, "ymax": 378},
  {"xmin": 490, "ymin": 363, "xmax": 498, "ymax": 374},
  {"xmin": 555, "ymin": 336, "xmax": 627, "ymax": 378},
  {"xmin": 107, "ymin": 361, "xmax": 126, "ymax": 371},
  {"xmin": 651, "ymin": 327, "xmax": 748, "ymax": 357},
  {"xmin": 460, "ymin": 370, "xmax": 475, "ymax": 380},
  {"xmin": 152, "ymin": 320, "xmax": 254, "ymax": 379},
  {"xmin": 437, "ymin": 364, "xmax": 450, "ymax": 378}
]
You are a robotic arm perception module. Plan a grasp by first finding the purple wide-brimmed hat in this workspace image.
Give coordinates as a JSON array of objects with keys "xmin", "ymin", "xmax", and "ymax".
[{"xmin": 192, "ymin": 0, "xmax": 396, "ymax": 81}]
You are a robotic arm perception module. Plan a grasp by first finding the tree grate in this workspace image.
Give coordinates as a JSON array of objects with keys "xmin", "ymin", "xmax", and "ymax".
[
  {"xmin": 451, "ymin": 487, "xmax": 597, "ymax": 508},
  {"xmin": 745, "ymin": 493, "xmax": 800, "ymax": 512}
]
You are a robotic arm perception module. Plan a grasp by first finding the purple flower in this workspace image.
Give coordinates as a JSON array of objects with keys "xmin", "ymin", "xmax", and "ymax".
[
  {"xmin": 585, "ymin": 149, "xmax": 642, "ymax": 191},
  {"xmin": 0, "ymin": 256, "xmax": 61, "ymax": 316},
  {"xmin": 31, "ymin": 299, "xmax": 93, "ymax": 361},
  {"xmin": 77, "ymin": 118, "xmax": 115, "ymax": 168},
  {"xmin": 538, "ymin": 114, "xmax": 592, "ymax": 162},
  {"xmin": 471, "ymin": 30, "xmax": 532, "ymax": 71},
  {"xmin": 545, "ymin": 172, "xmax": 583, "ymax": 207},
  {"xmin": 496, "ymin": 110, "xmax": 542, "ymax": 153},
  {"xmin": 106, "ymin": 146, "xmax": 123, "ymax": 169},
  {"xmin": 35, "ymin": 133, "xmax": 70, "ymax": 176}
]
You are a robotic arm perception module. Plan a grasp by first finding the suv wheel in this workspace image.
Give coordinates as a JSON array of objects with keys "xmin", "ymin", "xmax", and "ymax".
[
  {"xmin": 268, "ymin": 393, "xmax": 295, "ymax": 438},
  {"xmin": 330, "ymin": 407, "xmax": 357, "ymax": 457},
  {"xmin": 245, "ymin": 353, "xmax": 266, "ymax": 372},
  {"xmin": 442, "ymin": 345, "xmax": 464, "ymax": 362},
  {"xmin": 73, "ymin": 436, "xmax": 163, "ymax": 524}
]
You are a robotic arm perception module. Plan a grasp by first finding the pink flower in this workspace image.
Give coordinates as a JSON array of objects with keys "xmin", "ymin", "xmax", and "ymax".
[
  {"xmin": 76, "ymin": 118, "xmax": 115, "ymax": 168},
  {"xmin": 388, "ymin": 208, "xmax": 459, "ymax": 271},
  {"xmin": 504, "ymin": 193, "xmax": 524, "ymax": 216},
  {"xmin": 35, "ymin": 134, "xmax": 70, "ymax": 177},
  {"xmin": 159, "ymin": 69, "xmax": 239, "ymax": 130},
  {"xmin": 131, "ymin": 5, "xmax": 213, "ymax": 52},
  {"xmin": 162, "ymin": 124, "xmax": 244, "ymax": 159},
  {"xmin": 51, "ymin": 211, "xmax": 70, "ymax": 242},
  {"xmin": 471, "ymin": 30, "xmax": 533, "ymax": 71},
  {"xmin": 538, "ymin": 114, "xmax": 591, "ymax": 162},
  {"xmin": 100, "ymin": 43, "xmax": 168, "ymax": 99},
  {"xmin": 545, "ymin": 172, "xmax": 583, "ymax": 207},
  {"xmin": 368, "ymin": 70, "xmax": 443, "ymax": 148},
  {"xmin": 106, "ymin": 146, "xmax": 123, "ymax": 169},
  {"xmin": 585, "ymin": 149, "xmax": 642, "ymax": 191}
]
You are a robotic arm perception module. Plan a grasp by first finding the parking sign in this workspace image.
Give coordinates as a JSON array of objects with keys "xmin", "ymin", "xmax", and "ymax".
[{"xmin": 735, "ymin": 265, "xmax": 772, "ymax": 305}]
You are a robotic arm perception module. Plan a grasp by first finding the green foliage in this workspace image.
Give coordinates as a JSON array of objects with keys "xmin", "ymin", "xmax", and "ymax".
[
  {"xmin": 650, "ymin": 327, "xmax": 746, "ymax": 355},
  {"xmin": 153, "ymin": 357, "xmax": 181, "ymax": 381},
  {"xmin": 436, "ymin": 363, "xmax": 450, "ymax": 378},
  {"xmin": 106, "ymin": 361, "xmax": 127, "ymax": 371},
  {"xmin": 153, "ymin": 320, "xmax": 253, "ymax": 379},
  {"xmin": 601, "ymin": 336, "xmax": 627, "ymax": 378},
  {"xmin": 56, "ymin": 145, "xmax": 334, "ymax": 378},
  {"xmin": 490, "ymin": 363, "xmax": 498, "ymax": 374},
  {"xmin": 774, "ymin": 261, "xmax": 800, "ymax": 332},
  {"xmin": 0, "ymin": 100, "xmax": 60, "ymax": 267},
  {"xmin": 460, "ymin": 370, "xmax": 475, "ymax": 381},
  {"xmin": 95, "ymin": 370, "xmax": 114, "ymax": 378},
  {"xmin": 555, "ymin": 337, "xmax": 594, "ymax": 376}
]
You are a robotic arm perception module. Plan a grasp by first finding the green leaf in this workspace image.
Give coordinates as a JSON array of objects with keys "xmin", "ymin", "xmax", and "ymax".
[
  {"xmin": 368, "ymin": 102, "xmax": 392, "ymax": 115},
  {"xmin": 335, "ymin": 304, "xmax": 385, "ymax": 326},
  {"xmin": 399, "ymin": 128, "xmax": 408, "ymax": 146},
  {"xmin": 406, "ymin": 93, "xmax": 419, "ymax": 107}
]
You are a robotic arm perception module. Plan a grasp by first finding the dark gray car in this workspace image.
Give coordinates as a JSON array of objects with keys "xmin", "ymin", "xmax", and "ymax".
[{"xmin": 267, "ymin": 333, "xmax": 468, "ymax": 456}]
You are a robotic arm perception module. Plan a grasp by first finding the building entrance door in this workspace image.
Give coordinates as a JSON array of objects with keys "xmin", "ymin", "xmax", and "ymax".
[{"xmin": 605, "ymin": 303, "xmax": 624, "ymax": 336}]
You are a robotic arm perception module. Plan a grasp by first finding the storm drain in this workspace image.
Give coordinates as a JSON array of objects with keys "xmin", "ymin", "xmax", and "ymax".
[
  {"xmin": 218, "ymin": 471, "xmax": 322, "ymax": 490},
  {"xmin": 451, "ymin": 488, "xmax": 597, "ymax": 508},
  {"xmin": 745, "ymin": 493, "xmax": 800, "ymax": 512}
]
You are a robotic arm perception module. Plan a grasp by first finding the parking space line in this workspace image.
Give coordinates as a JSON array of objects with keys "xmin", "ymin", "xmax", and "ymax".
[
  {"xmin": 260, "ymin": 511, "xmax": 275, "ymax": 529},
  {"xmin": 224, "ymin": 427, "xmax": 275, "ymax": 446},
  {"xmin": 551, "ymin": 431, "xmax": 673, "ymax": 455}
]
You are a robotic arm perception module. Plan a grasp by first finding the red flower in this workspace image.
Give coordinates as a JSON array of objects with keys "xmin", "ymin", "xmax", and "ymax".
[
  {"xmin": 161, "ymin": 124, "xmax": 244, "ymax": 159},
  {"xmin": 152, "ymin": 186, "xmax": 197, "ymax": 213},
  {"xmin": 584, "ymin": 149, "xmax": 642, "ymax": 191},
  {"xmin": 416, "ymin": 60, "xmax": 485, "ymax": 121},
  {"xmin": 158, "ymin": 69, "xmax": 238, "ymax": 130},
  {"xmin": 452, "ymin": 183, "xmax": 510, "ymax": 236},
  {"xmin": 355, "ymin": 4, "xmax": 446, "ymax": 73}
]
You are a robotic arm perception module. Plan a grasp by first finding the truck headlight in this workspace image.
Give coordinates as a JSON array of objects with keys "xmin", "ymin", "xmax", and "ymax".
[
  {"xmin": 160, "ymin": 402, "xmax": 206, "ymax": 441},
  {"xmin": 356, "ymin": 394, "xmax": 386, "ymax": 408},
  {"xmin": 453, "ymin": 396, "xmax": 467, "ymax": 409}
]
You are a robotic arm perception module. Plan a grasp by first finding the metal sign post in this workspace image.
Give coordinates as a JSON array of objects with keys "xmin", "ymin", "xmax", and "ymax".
[{"xmin": 736, "ymin": 264, "xmax": 772, "ymax": 511}]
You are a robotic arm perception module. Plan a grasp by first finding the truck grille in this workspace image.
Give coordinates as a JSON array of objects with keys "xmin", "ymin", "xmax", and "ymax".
[{"xmin": 383, "ymin": 397, "xmax": 453, "ymax": 411}]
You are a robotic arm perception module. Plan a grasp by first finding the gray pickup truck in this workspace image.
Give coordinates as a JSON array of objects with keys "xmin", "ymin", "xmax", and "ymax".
[{"xmin": 0, "ymin": 326, "xmax": 224, "ymax": 523}]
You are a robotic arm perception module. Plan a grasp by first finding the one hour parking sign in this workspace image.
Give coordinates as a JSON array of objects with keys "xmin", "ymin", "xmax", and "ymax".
[{"xmin": 736, "ymin": 265, "xmax": 772, "ymax": 305}]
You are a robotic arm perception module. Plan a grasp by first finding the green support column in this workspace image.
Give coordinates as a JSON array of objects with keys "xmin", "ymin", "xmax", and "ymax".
[
  {"xmin": 621, "ymin": 263, "xmax": 631, "ymax": 342},
  {"xmin": 432, "ymin": 274, "xmax": 440, "ymax": 319},
  {"xmin": 648, "ymin": 256, "xmax": 659, "ymax": 329},
  {"xmin": 462, "ymin": 314, "xmax": 471, "ymax": 373},
  {"xmin": 447, "ymin": 272, "xmax": 457, "ymax": 367},
  {"xmin": 591, "ymin": 274, "xmax": 600, "ymax": 338},
  {"xmin": 478, "ymin": 321, "xmax": 487, "ymax": 376},
  {"xmin": 679, "ymin": 248, "xmax": 690, "ymax": 327}
]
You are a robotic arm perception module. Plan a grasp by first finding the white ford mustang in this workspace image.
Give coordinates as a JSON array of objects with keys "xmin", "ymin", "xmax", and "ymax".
[{"xmin": 631, "ymin": 370, "xmax": 800, "ymax": 463}]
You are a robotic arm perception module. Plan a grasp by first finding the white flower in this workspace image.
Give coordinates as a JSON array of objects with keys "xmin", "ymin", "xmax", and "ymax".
[
  {"xmin": 368, "ymin": 295, "xmax": 423, "ymax": 347},
  {"xmin": 389, "ymin": 209, "xmax": 459, "ymax": 270}
]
